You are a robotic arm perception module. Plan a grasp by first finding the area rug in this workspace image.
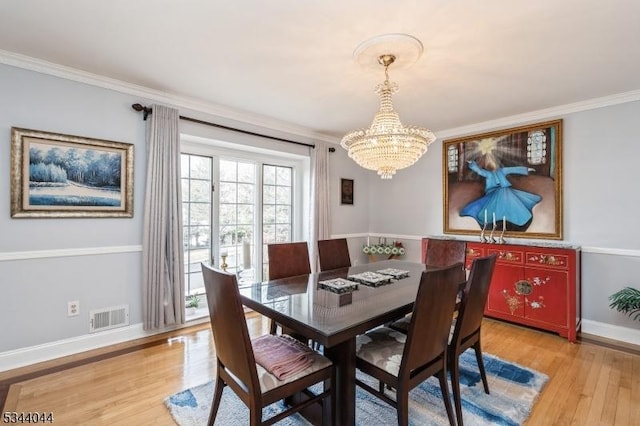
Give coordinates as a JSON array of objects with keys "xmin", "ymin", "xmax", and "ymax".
[{"xmin": 165, "ymin": 350, "xmax": 548, "ymax": 425}]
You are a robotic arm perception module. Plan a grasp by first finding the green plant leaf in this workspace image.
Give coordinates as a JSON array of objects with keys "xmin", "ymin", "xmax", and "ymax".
[
  {"xmin": 609, "ymin": 287, "xmax": 640, "ymax": 321},
  {"xmin": 186, "ymin": 294, "xmax": 200, "ymax": 308}
]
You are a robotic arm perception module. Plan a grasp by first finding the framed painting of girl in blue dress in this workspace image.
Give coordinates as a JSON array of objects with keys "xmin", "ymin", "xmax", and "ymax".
[{"xmin": 443, "ymin": 119, "xmax": 563, "ymax": 240}]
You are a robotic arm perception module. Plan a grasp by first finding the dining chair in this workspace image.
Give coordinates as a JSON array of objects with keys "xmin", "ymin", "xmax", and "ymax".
[
  {"xmin": 423, "ymin": 238, "xmax": 467, "ymax": 268},
  {"xmin": 388, "ymin": 239, "xmax": 466, "ymax": 333},
  {"xmin": 388, "ymin": 261, "xmax": 466, "ymax": 333},
  {"xmin": 317, "ymin": 238, "xmax": 351, "ymax": 271},
  {"xmin": 267, "ymin": 241, "xmax": 311, "ymax": 335},
  {"xmin": 354, "ymin": 263, "xmax": 464, "ymax": 426},
  {"xmin": 267, "ymin": 241, "xmax": 311, "ymax": 280},
  {"xmin": 201, "ymin": 263, "xmax": 334, "ymax": 426},
  {"xmin": 448, "ymin": 253, "xmax": 497, "ymax": 426}
]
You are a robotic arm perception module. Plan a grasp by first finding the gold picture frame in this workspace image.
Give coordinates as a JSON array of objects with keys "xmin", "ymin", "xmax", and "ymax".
[
  {"xmin": 11, "ymin": 127, "xmax": 134, "ymax": 218},
  {"xmin": 443, "ymin": 119, "xmax": 562, "ymax": 240}
]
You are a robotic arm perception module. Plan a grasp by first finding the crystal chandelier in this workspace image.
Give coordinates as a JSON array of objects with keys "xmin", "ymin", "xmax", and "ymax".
[{"xmin": 341, "ymin": 53, "xmax": 436, "ymax": 179}]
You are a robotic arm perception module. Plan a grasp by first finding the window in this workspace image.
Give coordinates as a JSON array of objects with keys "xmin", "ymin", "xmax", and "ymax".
[
  {"xmin": 181, "ymin": 143, "xmax": 306, "ymax": 299},
  {"xmin": 219, "ymin": 159, "xmax": 255, "ymax": 280},
  {"xmin": 181, "ymin": 154, "xmax": 212, "ymax": 297},
  {"xmin": 262, "ymin": 165, "xmax": 293, "ymax": 279}
]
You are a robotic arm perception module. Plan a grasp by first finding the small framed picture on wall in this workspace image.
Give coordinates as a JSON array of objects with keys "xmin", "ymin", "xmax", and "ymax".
[{"xmin": 341, "ymin": 178, "xmax": 354, "ymax": 205}]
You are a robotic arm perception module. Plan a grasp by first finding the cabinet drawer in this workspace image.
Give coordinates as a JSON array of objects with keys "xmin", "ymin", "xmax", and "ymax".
[
  {"xmin": 465, "ymin": 245, "xmax": 485, "ymax": 268},
  {"xmin": 488, "ymin": 248, "xmax": 525, "ymax": 265},
  {"xmin": 526, "ymin": 251, "xmax": 570, "ymax": 269}
]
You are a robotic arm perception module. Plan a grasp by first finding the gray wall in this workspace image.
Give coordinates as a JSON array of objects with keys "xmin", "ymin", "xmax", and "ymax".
[
  {"xmin": 0, "ymin": 64, "xmax": 147, "ymax": 352},
  {"xmin": 328, "ymin": 147, "xmax": 370, "ymax": 236},
  {"xmin": 363, "ymin": 101, "xmax": 640, "ymax": 329},
  {"xmin": 0, "ymin": 63, "xmax": 315, "ymax": 355},
  {"xmin": 582, "ymin": 252, "xmax": 640, "ymax": 328},
  {"xmin": 1, "ymin": 60, "xmax": 639, "ymax": 358}
]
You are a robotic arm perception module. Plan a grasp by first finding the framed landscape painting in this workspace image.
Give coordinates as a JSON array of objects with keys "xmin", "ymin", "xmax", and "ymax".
[
  {"xmin": 443, "ymin": 119, "xmax": 563, "ymax": 240},
  {"xmin": 11, "ymin": 128, "xmax": 134, "ymax": 218}
]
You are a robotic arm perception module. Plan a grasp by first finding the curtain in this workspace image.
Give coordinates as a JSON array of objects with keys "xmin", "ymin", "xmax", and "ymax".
[
  {"xmin": 309, "ymin": 141, "xmax": 331, "ymax": 272},
  {"xmin": 142, "ymin": 104, "xmax": 185, "ymax": 330}
]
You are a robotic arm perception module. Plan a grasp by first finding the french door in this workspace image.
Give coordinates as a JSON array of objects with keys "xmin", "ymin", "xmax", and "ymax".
[{"xmin": 181, "ymin": 153, "xmax": 294, "ymax": 297}]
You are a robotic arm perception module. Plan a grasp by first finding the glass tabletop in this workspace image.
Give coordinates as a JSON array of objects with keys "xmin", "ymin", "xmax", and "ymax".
[{"xmin": 239, "ymin": 260, "xmax": 426, "ymax": 346}]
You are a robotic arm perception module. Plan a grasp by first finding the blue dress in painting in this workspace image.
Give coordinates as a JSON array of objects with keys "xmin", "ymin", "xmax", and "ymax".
[{"xmin": 460, "ymin": 161, "xmax": 541, "ymax": 227}]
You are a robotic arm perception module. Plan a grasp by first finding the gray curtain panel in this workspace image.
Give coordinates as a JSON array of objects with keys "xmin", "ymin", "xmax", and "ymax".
[
  {"xmin": 142, "ymin": 104, "xmax": 185, "ymax": 330},
  {"xmin": 310, "ymin": 141, "xmax": 330, "ymax": 272}
]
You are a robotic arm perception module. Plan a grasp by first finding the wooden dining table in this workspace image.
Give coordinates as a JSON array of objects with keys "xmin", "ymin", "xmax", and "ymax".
[{"xmin": 239, "ymin": 259, "xmax": 427, "ymax": 426}]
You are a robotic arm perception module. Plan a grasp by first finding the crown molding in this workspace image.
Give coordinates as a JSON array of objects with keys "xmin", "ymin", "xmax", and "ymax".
[
  {"xmin": 0, "ymin": 49, "xmax": 338, "ymax": 144},
  {"xmin": 3, "ymin": 49, "xmax": 638, "ymax": 146},
  {"xmin": 436, "ymin": 89, "xmax": 640, "ymax": 140}
]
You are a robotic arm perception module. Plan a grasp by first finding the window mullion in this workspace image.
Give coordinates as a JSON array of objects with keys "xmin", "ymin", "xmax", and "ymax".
[
  {"xmin": 255, "ymin": 162, "xmax": 264, "ymax": 281},
  {"xmin": 211, "ymin": 156, "xmax": 220, "ymax": 267}
]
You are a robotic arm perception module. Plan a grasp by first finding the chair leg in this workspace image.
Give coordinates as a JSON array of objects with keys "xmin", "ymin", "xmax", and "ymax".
[
  {"xmin": 473, "ymin": 341, "xmax": 490, "ymax": 394},
  {"xmin": 269, "ymin": 318, "xmax": 278, "ymax": 335},
  {"xmin": 208, "ymin": 378, "xmax": 225, "ymax": 426},
  {"xmin": 249, "ymin": 400, "xmax": 261, "ymax": 426},
  {"xmin": 438, "ymin": 370, "xmax": 457, "ymax": 426},
  {"xmin": 396, "ymin": 389, "xmax": 409, "ymax": 426},
  {"xmin": 322, "ymin": 369, "xmax": 336, "ymax": 426},
  {"xmin": 450, "ymin": 356, "xmax": 463, "ymax": 426}
]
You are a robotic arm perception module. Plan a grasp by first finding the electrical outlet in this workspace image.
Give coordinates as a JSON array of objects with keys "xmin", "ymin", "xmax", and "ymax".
[{"xmin": 68, "ymin": 300, "xmax": 79, "ymax": 317}]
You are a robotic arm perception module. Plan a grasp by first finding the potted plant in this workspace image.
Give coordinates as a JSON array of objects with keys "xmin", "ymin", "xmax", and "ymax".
[
  {"xmin": 609, "ymin": 287, "xmax": 640, "ymax": 321},
  {"xmin": 186, "ymin": 294, "xmax": 200, "ymax": 316}
]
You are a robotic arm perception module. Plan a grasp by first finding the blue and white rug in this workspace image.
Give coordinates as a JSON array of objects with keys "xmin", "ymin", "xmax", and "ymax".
[{"xmin": 165, "ymin": 350, "xmax": 548, "ymax": 425}]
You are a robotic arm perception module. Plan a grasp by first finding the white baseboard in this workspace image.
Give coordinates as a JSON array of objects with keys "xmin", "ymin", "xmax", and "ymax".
[
  {"xmin": 581, "ymin": 319, "xmax": 640, "ymax": 346},
  {"xmin": 0, "ymin": 317, "xmax": 210, "ymax": 372},
  {"xmin": 2, "ymin": 313, "xmax": 637, "ymax": 373}
]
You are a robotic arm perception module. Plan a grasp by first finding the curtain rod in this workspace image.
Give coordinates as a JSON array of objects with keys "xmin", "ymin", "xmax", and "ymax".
[{"xmin": 131, "ymin": 103, "xmax": 335, "ymax": 152}]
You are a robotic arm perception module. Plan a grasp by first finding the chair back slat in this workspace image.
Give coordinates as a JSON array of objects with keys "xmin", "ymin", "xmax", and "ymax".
[
  {"xmin": 424, "ymin": 238, "xmax": 466, "ymax": 268},
  {"xmin": 318, "ymin": 238, "xmax": 351, "ymax": 271},
  {"xmin": 402, "ymin": 263, "xmax": 463, "ymax": 375},
  {"xmin": 268, "ymin": 242, "xmax": 311, "ymax": 280},
  {"xmin": 454, "ymin": 254, "xmax": 497, "ymax": 344},
  {"xmin": 201, "ymin": 263, "xmax": 259, "ymax": 392}
]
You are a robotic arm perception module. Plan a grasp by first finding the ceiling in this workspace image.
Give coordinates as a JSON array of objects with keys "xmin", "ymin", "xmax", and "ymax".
[{"xmin": 1, "ymin": 0, "xmax": 640, "ymax": 142}]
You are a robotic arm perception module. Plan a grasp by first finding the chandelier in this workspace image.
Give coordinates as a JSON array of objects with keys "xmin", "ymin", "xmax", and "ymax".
[{"xmin": 341, "ymin": 46, "xmax": 436, "ymax": 179}]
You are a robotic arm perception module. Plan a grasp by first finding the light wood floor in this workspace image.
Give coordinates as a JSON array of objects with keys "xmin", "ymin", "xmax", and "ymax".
[{"xmin": 1, "ymin": 315, "xmax": 639, "ymax": 425}]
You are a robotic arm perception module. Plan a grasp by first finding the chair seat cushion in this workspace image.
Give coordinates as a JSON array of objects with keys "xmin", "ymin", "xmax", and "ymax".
[
  {"xmin": 253, "ymin": 335, "xmax": 314, "ymax": 380},
  {"xmin": 390, "ymin": 316, "xmax": 457, "ymax": 343},
  {"xmin": 256, "ymin": 349, "xmax": 332, "ymax": 393},
  {"xmin": 389, "ymin": 315, "xmax": 410, "ymax": 332},
  {"xmin": 356, "ymin": 327, "xmax": 407, "ymax": 376}
]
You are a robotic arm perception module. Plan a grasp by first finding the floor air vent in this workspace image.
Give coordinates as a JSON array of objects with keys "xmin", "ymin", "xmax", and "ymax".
[{"xmin": 89, "ymin": 305, "xmax": 129, "ymax": 333}]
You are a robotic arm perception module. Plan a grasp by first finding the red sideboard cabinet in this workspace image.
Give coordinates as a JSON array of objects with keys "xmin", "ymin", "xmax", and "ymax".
[{"xmin": 422, "ymin": 238, "xmax": 581, "ymax": 342}]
